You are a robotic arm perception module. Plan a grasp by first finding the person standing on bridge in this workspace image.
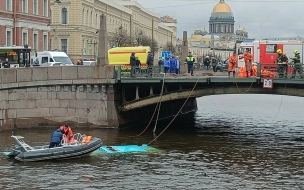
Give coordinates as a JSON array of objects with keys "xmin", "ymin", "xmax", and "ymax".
[
  {"xmin": 292, "ymin": 50, "xmax": 302, "ymax": 78},
  {"xmin": 185, "ymin": 52, "xmax": 195, "ymax": 76},
  {"xmin": 276, "ymin": 49, "xmax": 283, "ymax": 63},
  {"xmin": 2, "ymin": 58, "xmax": 10, "ymax": 68},
  {"xmin": 228, "ymin": 51, "xmax": 237, "ymax": 78},
  {"xmin": 130, "ymin": 52, "xmax": 136, "ymax": 77},
  {"xmin": 240, "ymin": 49, "xmax": 253, "ymax": 77}
]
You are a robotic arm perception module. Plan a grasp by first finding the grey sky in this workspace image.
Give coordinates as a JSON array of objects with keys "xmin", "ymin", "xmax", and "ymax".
[{"xmin": 135, "ymin": 0, "xmax": 304, "ymax": 39}]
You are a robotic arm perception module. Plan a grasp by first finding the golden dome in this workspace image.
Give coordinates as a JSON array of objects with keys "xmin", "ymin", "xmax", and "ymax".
[{"xmin": 212, "ymin": 0, "xmax": 232, "ymax": 13}]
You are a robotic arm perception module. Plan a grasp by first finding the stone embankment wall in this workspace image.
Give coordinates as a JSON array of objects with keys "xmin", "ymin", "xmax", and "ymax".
[{"xmin": 0, "ymin": 66, "xmax": 118, "ymax": 129}]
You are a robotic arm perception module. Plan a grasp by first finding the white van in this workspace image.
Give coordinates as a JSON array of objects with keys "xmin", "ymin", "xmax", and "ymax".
[{"xmin": 34, "ymin": 51, "xmax": 74, "ymax": 66}]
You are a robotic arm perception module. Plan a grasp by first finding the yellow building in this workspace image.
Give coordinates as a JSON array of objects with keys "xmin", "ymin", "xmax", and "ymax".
[{"xmin": 50, "ymin": 0, "xmax": 176, "ymax": 62}]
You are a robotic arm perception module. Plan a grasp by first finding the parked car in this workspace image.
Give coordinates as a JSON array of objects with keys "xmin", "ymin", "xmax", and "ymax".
[
  {"xmin": 215, "ymin": 58, "xmax": 228, "ymax": 72},
  {"xmin": 83, "ymin": 61, "xmax": 97, "ymax": 66}
]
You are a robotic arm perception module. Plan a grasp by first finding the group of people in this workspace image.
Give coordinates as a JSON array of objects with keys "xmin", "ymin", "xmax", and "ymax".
[
  {"xmin": 185, "ymin": 52, "xmax": 219, "ymax": 76},
  {"xmin": 130, "ymin": 51, "xmax": 154, "ymax": 77},
  {"xmin": 276, "ymin": 49, "xmax": 302, "ymax": 78},
  {"xmin": 160, "ymin": 56, "xmax": 180, "ymax": 74},
  {"xmin": 49, "ymin": 125, "xmax": 73, "ymax": 148}
]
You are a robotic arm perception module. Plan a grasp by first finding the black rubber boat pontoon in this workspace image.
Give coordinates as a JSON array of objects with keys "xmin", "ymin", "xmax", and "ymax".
[{"xmin": 5, "ymin": 133, "xmax": 102, "ymax": 162}]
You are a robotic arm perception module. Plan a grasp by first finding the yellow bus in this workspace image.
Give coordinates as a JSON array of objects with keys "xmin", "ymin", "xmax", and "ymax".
[{"xmin": 108, "ymin": 46, "xmax": 151, "ymax": 66}]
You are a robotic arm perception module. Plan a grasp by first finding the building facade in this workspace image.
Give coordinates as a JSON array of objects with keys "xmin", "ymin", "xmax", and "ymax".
[
  {"xmin": 187, "ymin": 0, "xmax": 250, "ymax": 58},
  {"xmin": 0, "ymin": 0, "xmax": 51, "ymax": 51},
  {"xmin": 50, "ymin": 0, "xmax": 176, "ymax": 61},
  {"xmin": 209, "ymin": 0, "xmax": 234, "ymax": 34}
]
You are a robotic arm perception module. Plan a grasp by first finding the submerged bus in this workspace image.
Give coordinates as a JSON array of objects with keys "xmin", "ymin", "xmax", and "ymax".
[{"xmin": 0, "ymin": 46, "xmax": 31, "ymax": 67}]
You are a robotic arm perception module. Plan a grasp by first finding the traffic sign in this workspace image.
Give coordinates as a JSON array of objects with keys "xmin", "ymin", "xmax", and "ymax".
[
  {"xmin": 161, "ymin": 51, "xmax": 171, "ymax": 59},
  {"xmin": 263, "ymin": 78, "xmax": 273, "ymax": 88}
]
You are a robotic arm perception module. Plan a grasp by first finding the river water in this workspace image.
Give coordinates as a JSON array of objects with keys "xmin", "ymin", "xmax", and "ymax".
[{"xmin": 1, "ymin": 94, "xmax": 304, "ymax": 190}]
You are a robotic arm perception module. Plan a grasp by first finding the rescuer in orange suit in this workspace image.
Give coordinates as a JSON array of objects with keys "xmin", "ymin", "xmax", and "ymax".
[
  {"xmin": 59, "ymin": 124, "xmax": 74, "ymax": 142},
  {"xmin": 228, "ymin": 51, "xmax": 238, "ymax": 78},
  {"xmin": 240, "ymin": 49, "xmax": 253, "ymax": 77}
]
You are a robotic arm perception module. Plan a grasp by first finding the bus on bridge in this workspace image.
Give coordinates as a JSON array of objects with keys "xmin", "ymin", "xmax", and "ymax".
[{"xmin": 0, "ymin": 46, "xmax": 31, "ymax": 68}]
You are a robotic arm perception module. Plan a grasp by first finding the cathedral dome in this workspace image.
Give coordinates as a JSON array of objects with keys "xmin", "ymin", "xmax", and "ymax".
[
  {"xmin": 202, "ymin": 27, "xmax": 208, "ymax": 36},
  {"xmin": 194, "ymin": 27, "xmax": 203, "ymax": 35},
  {"xmin": 212, "ymin": 0, "xmax": 232, "ymax": 13}
]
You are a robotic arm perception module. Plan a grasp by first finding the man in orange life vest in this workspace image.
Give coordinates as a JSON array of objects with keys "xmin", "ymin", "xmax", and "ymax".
[
  {"xmin": 228, "ymin": 51, "xmax": 238, "ymax": 78},
  {"xmin": 240, "ymin": 49, "xmax": 253, "ymax": 77},
  {"xmin": 59, "ymin": 124, "xmax": 73, "ymax": 142}
]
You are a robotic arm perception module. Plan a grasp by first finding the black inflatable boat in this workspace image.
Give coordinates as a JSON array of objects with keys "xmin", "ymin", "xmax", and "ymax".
[{"xmin": 5, "ymin": 133, "xmax": 102, "ymax": 162}]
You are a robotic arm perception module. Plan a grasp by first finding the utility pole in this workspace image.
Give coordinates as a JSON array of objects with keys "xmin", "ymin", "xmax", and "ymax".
[
  {"xmin": 211, "ymin": 32, "xmax": 215, "ymax": 56},
  {"xmin": 88, "ymin": 40, "xmax": 98, "ymax": 60},
  {"xmin": 97, "ymin": 13, "xmax": 108, "ymax": 66},
  {"xmin": 181, "ymin": 31, "xmax": 188, "ymax": 74}
]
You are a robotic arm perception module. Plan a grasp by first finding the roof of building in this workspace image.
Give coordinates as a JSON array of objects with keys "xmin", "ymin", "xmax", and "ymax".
[
  {"xmin": 116, "ymin": 0, "xmax": 159, "ymax": 18},
  {"xmin": 189, "ymin": 41, "xmax": 210, "ymax": 48},
  {"xmin": 99, "ymin": 0, "xmax": 132, "ymax": 15},
  {"xmin": 212, "ymin": 0, "xmax": 232, "ymax": 13}
]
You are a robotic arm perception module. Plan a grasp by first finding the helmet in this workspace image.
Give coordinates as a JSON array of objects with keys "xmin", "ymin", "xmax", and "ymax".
[
  {"xmin": 293, "ymin": 50, "xmax": 299, "ymax": 54},
  {"xmin": 277, "ymin": 49, "xmax": 282, "ymax": 54}
]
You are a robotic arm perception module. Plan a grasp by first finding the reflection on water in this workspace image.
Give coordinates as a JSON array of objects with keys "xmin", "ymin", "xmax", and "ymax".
[{"xmin": 1, "ymin": 94, "xmax": 304, "ymax": 189}]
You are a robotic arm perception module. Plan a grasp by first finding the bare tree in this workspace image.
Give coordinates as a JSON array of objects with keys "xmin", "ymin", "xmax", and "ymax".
[
  {"xmin": 163, "ymin": 41, "xmax": 176, "ymax": 54},
  {"xmin": 108, "ymin": 29, "xmax": 133, "ymax": 47},
  {"xmin": 139, "ymin": 34, "xmax": 159, "ymax": 54}
]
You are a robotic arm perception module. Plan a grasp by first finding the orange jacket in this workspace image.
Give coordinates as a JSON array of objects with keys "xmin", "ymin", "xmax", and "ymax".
[
  {"xmin": 240, "ymin": 53, "xmax": 253, "ymax": 62},
  {"xmin": 229, "ymin": 54, "xmax": 237, "ymax": 64},
  {"xmin": 59, "ymin": 125, "xmax": 73, "ymax": 140}
]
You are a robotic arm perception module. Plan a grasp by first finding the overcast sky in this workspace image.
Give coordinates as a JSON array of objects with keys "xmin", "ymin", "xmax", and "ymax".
[{"xmin": 135, "ymin": 0, "xmax": 304, "ymax": 39}]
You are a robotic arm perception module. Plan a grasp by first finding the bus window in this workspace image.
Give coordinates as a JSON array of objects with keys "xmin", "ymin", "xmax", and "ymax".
[
  {"xmin": 41, "ymin": 57, "xmax": 48, "ymax": 63},
  {"xmin": 49, "ymin": 58, "xmax": 54, "ymax": 62}
]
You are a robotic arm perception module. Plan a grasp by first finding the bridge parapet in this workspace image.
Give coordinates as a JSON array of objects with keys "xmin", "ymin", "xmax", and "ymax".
[{"xmin": 0, "ymin": 65, "xmax": 115, "ymax": 87}]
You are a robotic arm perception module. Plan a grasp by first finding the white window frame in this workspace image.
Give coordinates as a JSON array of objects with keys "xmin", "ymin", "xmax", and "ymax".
[
  {"xmin": 33, "ymin": 31, "xmax": 38, "ymax": 51},
  {"xmin": 6, "ymin": 0, "xmax": 12, "ymax": 11},
  {"xmin": 61, "ymin": 7, "xmax": 69, "ymax": 24},
  {"xmin": 22, "ymin": 0, "xmax": 28, "ymax": 13},
  {"xmin": 43, "ymin": 0, "xmax": 48, "ymax": 17},
  {"xmin": 33, "ymin": 0, "xmax": 38, "ymax": 15},
  {"xmin": 61, "ymin": 39, "xmax": 68, "ymax": 53},
  {"xmin": 43, "ymin": 32, "xmax": 48, "ymax": 51},
  {"xmin": 22, "ymin": 29, "xmax": 28, "ymax": 46},
  {"xmin": 6, "ymin": 28, "xmax": 12, "ymax": 46}
]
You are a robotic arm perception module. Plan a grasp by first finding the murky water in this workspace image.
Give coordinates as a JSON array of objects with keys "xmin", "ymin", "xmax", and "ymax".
[{"xmin": 1, "ymin": 94, "xmax": 304, "ymax": 190}]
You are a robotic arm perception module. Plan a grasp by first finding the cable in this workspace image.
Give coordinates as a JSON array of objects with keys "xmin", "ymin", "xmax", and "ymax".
[
  {"xmin": 153, "ymin": 75, "xmax": 165, "ymax": 133},
  {"xmin": 134, "ymin": 74, "xmax": 166, "ymax": 137},
  {"xmin": 233, "ymin": 75, "xmax": 256, "ymax": 93},
  {"xmin": 271, "ymin": 83, "xmax": 287, "ymax": 124},
  {"xmin": 147, "ymin": 78, "xmax": 200, "ymax": 145}
]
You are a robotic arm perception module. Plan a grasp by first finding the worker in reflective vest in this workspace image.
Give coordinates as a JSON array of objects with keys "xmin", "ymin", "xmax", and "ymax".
[{"xmin": 185, "ymin": 52, "xmax": 195, "ymax": 76}]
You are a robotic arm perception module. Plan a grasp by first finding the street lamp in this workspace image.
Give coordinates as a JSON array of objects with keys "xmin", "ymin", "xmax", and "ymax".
[{"xmin": 136, "ymin": 31, "xmax": 142, "ymax": 46}]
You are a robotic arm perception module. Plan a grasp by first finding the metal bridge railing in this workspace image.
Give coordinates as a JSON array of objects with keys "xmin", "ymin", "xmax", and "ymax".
[{"xmin": 115, "ymin": 65, "xmax": 165, "ymax": 79}]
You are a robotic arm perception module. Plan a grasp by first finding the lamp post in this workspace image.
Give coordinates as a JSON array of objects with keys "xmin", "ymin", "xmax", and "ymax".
[
  {"xmin": 88, "ymin": 40, "xmax": 98, "ymax": 60},
  {"xmin": 136, "ymin": 31, "xmax": 142, "ymax": 46}
]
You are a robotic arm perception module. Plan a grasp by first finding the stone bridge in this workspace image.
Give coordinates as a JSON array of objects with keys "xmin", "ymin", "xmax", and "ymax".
[{"xmin": 1, "ymin": 65, "xmax": 304, "ymax": 129}]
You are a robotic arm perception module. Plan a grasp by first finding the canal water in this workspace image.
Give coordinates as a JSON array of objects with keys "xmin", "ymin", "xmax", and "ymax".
[{"xmin": 1, "ymin": 94, "xmax": 304, "ymax": 190}]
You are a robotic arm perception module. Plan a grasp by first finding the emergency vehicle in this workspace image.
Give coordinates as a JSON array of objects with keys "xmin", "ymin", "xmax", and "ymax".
[
  {"xmin": 108, "ymin": 46, "xmax": 151, "ymax": 66},
  {"xmin": 237, "ymin": 40, "xmax": 304, "ymax": 68},
  {"xmin": 32, "ymin": 51, "xmax": 73, "ymax": 66}
]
